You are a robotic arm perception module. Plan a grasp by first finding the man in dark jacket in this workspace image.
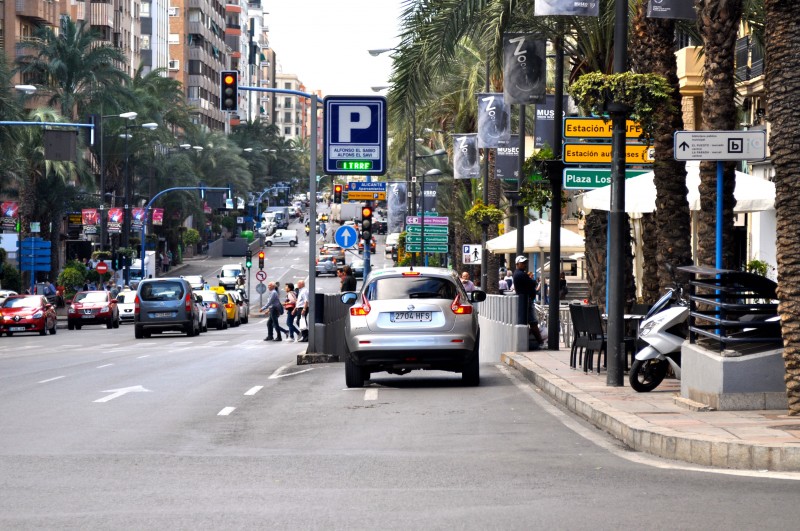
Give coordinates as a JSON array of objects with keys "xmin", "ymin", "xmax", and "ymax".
[
  {"xmin": 340, "ymin": 265, "xmax": 357, "ymax": 292},
  {"xmin": 512, "ymin": 256, "xmax": 545, "ymax": 347}
]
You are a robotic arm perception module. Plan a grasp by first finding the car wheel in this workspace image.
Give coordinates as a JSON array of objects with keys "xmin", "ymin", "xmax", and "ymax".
[
  {"xmin": 203, "ymin": 322, "xmax": 208, "ymax": 333},
  {"xmin": 135, "ymin": 325, "xmax": 144, "ymax": 339},
  {"xmin": 315, "ymin": 271, "xmax": 319, "ymax": 277},
  {"xmin": 345, "ymin": 356, "xmax": 365, "ymax": 388},
  {"xmin": 106, "ymin": 318, "xmax": 113, "ymax": 329},
  {"xmin": 6, "ymin": 332, "xmax": 12, "ymax": 337},
  {"xmin": 50, "ymin": 322, "xmax": 57, "ymax": 335},
  {"xmin": 185, "ymin": 322, "xmax": 195, "ymax": 337},
  {"xmin": 242, "ymin": 314, "xmax": 248, "ymax": 324},
  {"xmin": 75, "ymin": 324, "xmax": 82, "ymax": 330},
  {"xmin": 462, "ymin": 341, "xmax": 480, "ymax": 387},
  {"xmin": 216, "ymin": 319, "xmax": 225, "ymax": 330},
  {"xmin": 289, "ymin": 241, "xmax": 297, "ymax": 247},
  {"xmin": 113, "ymin": 317, "xmax": 120, "ymax": 329},
  {"xmin": 265, "ymin": 241, "xmax": 273, "ymax": 247},
  {"xmin": 68, "ymin": 322, "xmax": 75, "ymax": 331}
]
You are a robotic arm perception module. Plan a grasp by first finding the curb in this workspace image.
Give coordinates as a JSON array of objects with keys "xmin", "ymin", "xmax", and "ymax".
[
  {"xmin": 297, "ymin": 352, "xmax": 339, "ymax": 365},
  {"xmin": 502, "ymin": 352, "xmax": 800, "ymax": 472}
]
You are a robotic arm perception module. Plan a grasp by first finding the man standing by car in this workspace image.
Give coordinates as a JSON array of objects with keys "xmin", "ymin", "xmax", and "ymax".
[
  {"xmin": 512, "ymin": 256, "xmax": 545, "ymax": 348},
  {"xmin": 341, "ymin": 265, "xmax": 357, "ymax": 292}
]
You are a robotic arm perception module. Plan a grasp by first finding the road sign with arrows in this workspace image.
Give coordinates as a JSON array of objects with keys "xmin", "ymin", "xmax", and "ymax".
[{"xmin": 674, "ymin": 130, "xmax": 766, "ymax": 161}]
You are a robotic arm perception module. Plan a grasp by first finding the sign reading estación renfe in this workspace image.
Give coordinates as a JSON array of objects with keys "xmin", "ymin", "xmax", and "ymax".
[{"xmin": 324, "ymin": 95, "xmax": 387, "ymax": 175}]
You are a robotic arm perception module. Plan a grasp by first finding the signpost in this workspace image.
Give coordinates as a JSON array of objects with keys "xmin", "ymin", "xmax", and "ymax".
[
  {"xmin": 563, "ymin": 168, "xmax": 650, "ymax": 190},
  {"xmin": 95, "ymin": 261, "xmax": 108, "ymax": 275},
  {"xmin": 255, "ymin": 270, "xmax": 267, "ymax": 282},
  {"xmin": 334, "ymin": 225, "xmax": 359, "ymax": 249},
  {"xmin": 405, "ymin": 243, "xmax": 448, "ymax": 253},
  {"xmin": 405, "ymin": 216, "xmax": 449, "ymax": 260},
  {"xmin": 563, "ymin": 118, "xmax": 643, "ymax": 139},
  {"xmin": 462, "ymin": 244, "xmax": 482, "ymax": 265},
  {"xmin": 346, "ymin": 181, "xmax": 387, "ymax": 200},
  {"xmin": 18, "ymin": 237, "xmax": 51, "ymax": 293},
  {"xmin": 563, "ymin": 143, "xmax": 654, "ymax": 165},
  {"xmin": 324, "ymin": 96, "xmax": 387, "ymax": 175},
  {"xmin": 674, "ymin": 130, "xmax": 767, "ymax": 161}
]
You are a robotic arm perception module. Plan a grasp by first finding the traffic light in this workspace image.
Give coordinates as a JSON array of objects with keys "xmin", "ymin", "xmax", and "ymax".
[
  {"xmin": 333, "ymin": 184, "xmax": 343, "ymax": 204},
  {"xmin": 361, "ymin": 204, "xmax": 373, "ymax": 243},
  {"xmin": 111, "ymin": 253, "xmax": 119, "ymax": 270},
  {"xmin": 258, "ymin": 250, "xmax": 265, "ymax": 270},
  {"xmin": 220, "ymin": 70, "xmax": 239, "ymax": 112},
  {"xmin": 245, "ymin": 249, "xmax": 252, "ymax": 269}
]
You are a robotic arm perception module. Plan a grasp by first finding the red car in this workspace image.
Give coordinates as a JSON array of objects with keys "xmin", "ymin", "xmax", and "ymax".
[
  {"xmin": 0, "ymin": 295, "xmax": 57, "ymax": 336},
  {"xmin": 67, "ymin": 290, "xmax": 120, "ymax": 330}
]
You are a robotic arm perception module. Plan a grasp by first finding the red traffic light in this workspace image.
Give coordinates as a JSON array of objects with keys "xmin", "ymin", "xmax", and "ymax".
[{"xmin": 361, "ymin": 206, "xmax": 372, "ymax": 218}]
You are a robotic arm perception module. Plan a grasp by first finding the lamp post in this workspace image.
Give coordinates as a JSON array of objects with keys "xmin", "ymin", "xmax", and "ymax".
[
  {"xmin": 98, "ymin": 111, "xmax": 137, "ymax": 250},
  {"xmin": 121, "ymin": 121, "xmax": 158, "ymax": 285}
]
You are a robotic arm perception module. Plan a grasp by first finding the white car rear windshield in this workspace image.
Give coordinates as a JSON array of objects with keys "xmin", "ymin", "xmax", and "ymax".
[{"xmin": 364, "ymin": 277, "xmax": 458, "ymax": 301}]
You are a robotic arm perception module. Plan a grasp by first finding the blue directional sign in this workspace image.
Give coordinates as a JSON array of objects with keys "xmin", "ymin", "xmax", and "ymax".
[
  {"xmin": 324, "ymin": 96, "xmax": 387, "ymax": 175},
  {"xmin": 17, "ymin": 237, "xmax": 52, "ymax": 273},
  {"xmin": 346, "ymin": 181, "xmax": 387, "ymax": 192},
  {"xmin": 334, "ymin": 225, "xmax": 360, "ymax": 249}
]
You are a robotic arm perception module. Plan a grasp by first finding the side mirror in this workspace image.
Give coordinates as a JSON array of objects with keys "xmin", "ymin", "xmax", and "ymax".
[
  {"xmin": 470, "ymin": 290, "xmax": 487, "ymax": 303},
  {"xmin": 340, "ymin": 292, "xmax": 358, "ymax": 305}
]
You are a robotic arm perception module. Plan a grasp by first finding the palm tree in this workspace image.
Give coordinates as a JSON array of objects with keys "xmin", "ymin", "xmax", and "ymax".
[
  {"xmin": 764, "ymin": 0, "xmax": 800, "ymax": 413},
  {"xmin": 694, "ymin": 0, "xmax": 744, "ymax": 269},
  {"xmin": 15, "ymin": 16, "xmax": 128, "ymax": 121}
]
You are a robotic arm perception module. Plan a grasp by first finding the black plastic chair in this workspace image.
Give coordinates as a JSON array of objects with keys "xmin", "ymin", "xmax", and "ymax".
[
  {"xmin": 569, "ymin": 303, "xmax": 588, "ymax": 369},
  {"xmin": 582, "ymin": 305, "xmax": 607, "ymax": 373}
]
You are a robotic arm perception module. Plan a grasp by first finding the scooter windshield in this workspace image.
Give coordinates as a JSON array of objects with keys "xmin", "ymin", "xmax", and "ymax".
[{"xmin": 646, "ymin": 289, "xmax": 674, "ymax": 319}]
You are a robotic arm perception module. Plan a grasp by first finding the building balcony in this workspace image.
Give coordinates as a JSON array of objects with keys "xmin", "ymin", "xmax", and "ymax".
[
  {"xmin": 676, "ymin": 46, "xmax": 703, "ymax": 98},
  {"xmin": 88, "ymin": 1, "xmax": 114, "ymax": 27},
  {"xmin": 16, "ymin": 0, "xmax": 59, "ymax": 24},
  {"xmin": 225, "ymin": 27, "xmax": 242, "ymax": 37}
]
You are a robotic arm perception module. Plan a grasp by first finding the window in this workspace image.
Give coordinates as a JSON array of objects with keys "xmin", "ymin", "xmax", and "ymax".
[
  {"xmin": 168, "ymin": 6, "xmax": 179, "ymax": 17},
  {"xmin": 141, "ymin": 2, "xmax": 150, "ymax": 16},
  {"xmin": 365, "ymin": 277, "xmax": 458, "ymax": 301},
  {"xmin": 284, "ymin": 97, "xmax": 291, "ymax": 108},
  {"xmin": 284, "ymin": 112, "xmax": 291, "ymax": 123},
  {"xmin": 284, "ymin": 127, "xmax": 292, "ymax": 135},
  {"xmin": 168, "ymin": 59, "xmax": 180, "ymax": 70},
  {"xmin": 168, "ymin": 33, "xmax": 180, "ymax": 45},
  {"xmin": 141, "ymin": 35, "xmax": 150, "ymax": 50},
  {"xmin": 187, "ymin": 86, "xmax": 200, "ymax": 99},
  {"xmin": 284, "ymin": 82, "xmax": 292, "ymax": 89}
]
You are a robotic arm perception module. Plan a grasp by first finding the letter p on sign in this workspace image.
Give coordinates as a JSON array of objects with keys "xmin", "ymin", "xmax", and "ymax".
[{"xmin": 339, "ymin": 106, "xmax": 370, "ymax": 142}]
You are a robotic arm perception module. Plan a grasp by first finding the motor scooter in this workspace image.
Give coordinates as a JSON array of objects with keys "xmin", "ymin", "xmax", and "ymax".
[{"xmin": 629, "ymin": 279, "xmax": 689, "ymax": 392}]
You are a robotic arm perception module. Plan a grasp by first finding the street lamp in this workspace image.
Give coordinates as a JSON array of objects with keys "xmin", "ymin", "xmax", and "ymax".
[
  {"xmin": 121, "ymin": 121, "xmax": 158, "ymax": 285},
  {"xmin": 99, "ymin": 111, "xmax": 137, "ymax": 250},
  {"xmin": 14, "ymin": 85, "xmax": 37, "ymax": 95}
]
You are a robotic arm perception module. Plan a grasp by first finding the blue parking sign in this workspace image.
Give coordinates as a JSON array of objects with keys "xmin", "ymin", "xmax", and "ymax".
[{"xmin": 324, "ymin": 96, "xmax": 387, "ymax": 175}]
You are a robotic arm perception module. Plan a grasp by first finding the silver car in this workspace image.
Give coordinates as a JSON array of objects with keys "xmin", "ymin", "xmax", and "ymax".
[
  {"xmin": 134, "ymin": 278, "xmax": 200, "ymax": 338},
  {"xmin": 340, "ymin": 267, "xmax": 486, "ymax": 388}
]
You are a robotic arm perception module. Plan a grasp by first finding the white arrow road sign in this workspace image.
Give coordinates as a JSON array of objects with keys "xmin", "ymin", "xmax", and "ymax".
[{"xmin": 94, "ymin": 385, "xmax": 152, "ymax": 403}]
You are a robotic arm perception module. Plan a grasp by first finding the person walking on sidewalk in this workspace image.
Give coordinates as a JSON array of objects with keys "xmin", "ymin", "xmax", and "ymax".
[
  {"xmin": 283, "ymin": 283, "xmax": 300, "ymax": 342},
  {"xmin": 260, "ymin": 282, "xmax": 287, "ymax": 341},
  {"xmin": 513, "ymin": 256, "xmax": 545, "ymax": 348},
  {"xmin": 294, "ymin": 279, "xmax": 310, "ymax": 342}
]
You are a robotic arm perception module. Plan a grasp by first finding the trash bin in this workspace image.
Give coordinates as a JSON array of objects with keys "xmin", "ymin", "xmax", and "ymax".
[{"xmin": 241, "ymin": 230, "xmax": 254, "ymax": 243}]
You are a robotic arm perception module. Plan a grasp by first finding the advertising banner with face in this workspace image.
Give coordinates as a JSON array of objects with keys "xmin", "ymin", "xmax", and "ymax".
[
  {"xmin": 82, "ymin": 208, "xmax": 98, "ymax": 235},
  {"xmin": 534, "ymin": 0, "xmax": 600, "ymax": 17},
  {"xmin": 1, "ymin": 201, "xmax": 18, "ymax": 231},
  {"xmin": 453, "ymin": 134, "xmax": 480, "ymax": 180},
  {"xmin": 477, "ymin": 93, "xmax": 511, "ymax": 148},
  {"xmin": 503, "ymin": 34, "xmax": 547, "ymax": 105},
  {"xmin": 107, "ymin": 207, "xmax": 123, "ymax": 234},
  {"xmin": 152, "ymin": 208, "xmax": 164, "ymax": 226}
]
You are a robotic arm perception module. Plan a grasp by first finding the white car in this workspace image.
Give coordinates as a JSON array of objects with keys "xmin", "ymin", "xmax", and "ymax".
[
  {"xmin": 264, "ymin": 229, "xmax": 298, "ymax": 247},
  {"xmin": 0, "ymin": 290, "xmax": 18, "ymax": 306},
  {"xmin": 116, "ymin": 289, "xmax": 137, "ymax": 323}
]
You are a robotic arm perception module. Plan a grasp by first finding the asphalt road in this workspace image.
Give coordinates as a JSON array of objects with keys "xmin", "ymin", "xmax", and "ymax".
[{"xmin": 1, "ymin": 216, "xmax": 799, "ymax": 529}]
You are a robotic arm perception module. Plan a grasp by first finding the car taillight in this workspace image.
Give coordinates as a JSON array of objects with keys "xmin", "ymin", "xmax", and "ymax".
[
  {"xmin": 134, "ymin": 295, "xmax": 140, "ymax": 315},
  {"xmin": 402, "ymin": 271, "xmax": 421, "ymax": 276},
  {"xmin": 451, "ymin": 293, "xmax": 472, "ymax": 315},
  {"xmin": 226, "ymin": 303, "xmax": 233, "ymax": 309},
  {"xmin": 209, "ymin": 303, "xmax": 218, "ymax": 309},
  {"xmin": 185, "ymin": 294, "xmax": 192, "ymax": 312},
  {"xmin": 350, "ymin": 293, "xmax": 371, "ymax": 316}
]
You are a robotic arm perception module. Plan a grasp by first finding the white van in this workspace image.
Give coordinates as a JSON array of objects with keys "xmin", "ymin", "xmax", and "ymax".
[
  {"xmin": 385, "ymin": 232, "xmax": 400, "ymax": 255},
  {"xmin": 264, "ymin": 229, "xmax": 298, "ymax": 247}
]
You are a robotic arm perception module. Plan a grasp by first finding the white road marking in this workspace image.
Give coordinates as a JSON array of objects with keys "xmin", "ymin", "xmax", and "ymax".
[
  {"xmin": 96, "ymin": 364, "xmax": 114, "ymax": 369},
  {"xmin": 268, "ymin": 361, "xmax": 313, "ymax": 379},
  {"xmin": 269, "ymin": 368, "xmax": 313, "ymax": 379},
  {"xmin": 218, "ymin": 407, "xmax": 236, "ymax": 416},
  {"xmin": 95, "ymin": 344, "xmax": 120, "ymax": 348},
  {"xmin": 205, "ymin": 340, "xmax": 230, "ymax": 346},
  {"xmin": 94, "ymin": 385, "xmax": 151, "ymax": 403},
  {"xmin": 496, "ymin": 364, "xmax": 800, "ymax": 481},
  {"xmin": 167, "ymin": 341, "xmax": 193, "ymax": 347},
  {"xmin": 38, "ymin": 376, "xmax": 65, "ymax": 384},
  {"xmin": 244, "ymin": 386, "xmax": 263, "ymax": 396},
  {"xmin": 137, "ymin": 355, "xmax": 150, "ymax": 359},
  {"xmin": 364, "ymin": 389, "xmax": 378, "ymax": 401}
]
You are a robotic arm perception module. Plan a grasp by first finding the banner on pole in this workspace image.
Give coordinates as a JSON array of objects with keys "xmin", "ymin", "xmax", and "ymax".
[
  {"xmin": 386, "ymin": 181, "xmax": 407, "ymax": 235},
  {"xmin": 1, "ymin": 201, "xmax": 18, "ymax": 231},
  {"xmin": 495, "ymin": 135, "xmax": 520, "ymax": 180},
  {"xmin": 131, "ymin": 207, "xmax": 145, "ymax": 231},
  {"xmin": 107, "ymin": 207, "xmax": 123, "ymax": 234},
  {"xmin": 534, "ymin": 0, "xmax": 600, "ymax": 17},
  {"xmin": 477, "ymin": 93, "xmax": 511, "ymax": 148},
  {"xmin": 647, "ymin": 0, "xmax": 697, "ymax": 20},
  {"xmin": 453, "ymin": 134, "xmax": 480, "ymax": 180},
  {"xmin": 503, "ymin": 34, "xmax": 547, "ymax": 105},
  {"xmin": 152, "ymin": 208, "xmax": 164, "ymax": 226},
  {"xmin": 82, "ymin": 208, "xmax": 98, "ymax": 235}
]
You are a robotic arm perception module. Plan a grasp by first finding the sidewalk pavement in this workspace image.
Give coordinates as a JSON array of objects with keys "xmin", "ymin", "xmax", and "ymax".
[{"xmin": 502, "ymin": 348, "xmax": 800, "ymax": 472}]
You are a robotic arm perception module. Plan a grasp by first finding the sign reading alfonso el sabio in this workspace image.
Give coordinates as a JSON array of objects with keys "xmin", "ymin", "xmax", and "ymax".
[{"xmin": 324, "ymin": 96, "xmax": 387, "ymax": 175}]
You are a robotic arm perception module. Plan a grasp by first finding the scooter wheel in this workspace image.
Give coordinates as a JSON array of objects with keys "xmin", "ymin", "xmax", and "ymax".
[{"xmin": 629, "ymin": 358, "xmax": 668, "ymax": 392}]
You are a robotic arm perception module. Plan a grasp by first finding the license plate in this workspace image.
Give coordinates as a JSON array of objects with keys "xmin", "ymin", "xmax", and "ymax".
[
  {"xmin": 391, "ymin": 311, "xmax": 432, "ymax": 322},
  {"xmin": 154, "ymin": 312, "xmax": 173, "ymax": 318},
  {"xmin": 10, "ymin": 326, "xmax": 25, "ymax": 332},
  {"xmin": 82, "ymin": 315, "xmax": 94, "ymax": 319}
]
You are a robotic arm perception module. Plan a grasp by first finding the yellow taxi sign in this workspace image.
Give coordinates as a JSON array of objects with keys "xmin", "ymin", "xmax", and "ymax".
[
  {"xmin": 211, "ymin": 286, "xmax": 226, "ymax": 294},
  {"xmin": 562, "ymin": 143, "xmax": 654, "ymax": 165},
  {"xmin": 564, "ymin": 118, "xmax": 643, "ymax": 139}
]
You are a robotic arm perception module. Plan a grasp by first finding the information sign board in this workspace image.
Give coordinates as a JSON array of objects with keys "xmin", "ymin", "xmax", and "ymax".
[
  {"xmin": 324, "ymin": 96, "xmax": 387, "ymax": 175},
  {"xmin": 563, "ymin": 143, "xmax": 654, "ymax": 165},
  {"xmin": 674, "ymin": 130, "xmax": 767, "ymax": 161}
]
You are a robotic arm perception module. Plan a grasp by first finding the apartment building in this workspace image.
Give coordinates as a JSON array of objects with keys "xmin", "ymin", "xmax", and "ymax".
[
  {"xmin": 168, "ymin": 0, "xmax": 228, "ymax": 131},
  {"xmin": 275, "ymin": 72, "xmax": 308, "ymax": 140},
  {"xmin": 1, "ymin": 0, "xmax": 59, "ymax": 77}
]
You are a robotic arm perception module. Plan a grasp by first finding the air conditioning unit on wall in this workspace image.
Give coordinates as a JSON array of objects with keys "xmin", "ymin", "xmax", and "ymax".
[{"xmin": 168, "ymin": 60, "xmax": 179, "ymax": 70}]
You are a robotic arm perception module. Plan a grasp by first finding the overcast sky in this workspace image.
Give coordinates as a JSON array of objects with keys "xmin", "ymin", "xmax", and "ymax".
[{"xmin": 266, "ymin": 1, "xmax": 404, "ymax": 96}]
